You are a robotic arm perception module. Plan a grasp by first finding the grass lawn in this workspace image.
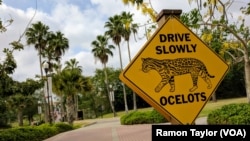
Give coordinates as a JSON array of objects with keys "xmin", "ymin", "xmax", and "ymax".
[{"xmin": 101, "ymin": 97, "xmax": 248, "ymax": 118}]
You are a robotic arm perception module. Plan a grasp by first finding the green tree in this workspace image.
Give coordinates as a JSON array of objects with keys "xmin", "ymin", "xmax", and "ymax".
[
  {"xmin": 105, "ymin": 14, "xmax": 129, "ymax": 113},
  {"xmin": 64, "ymin": 58, "xmax": 82, "ymax": 71},
  {"xmin": 9, "ymin": 79, "xmax": 41, "ymax": 126},
  {"xmin": 188, "ymin": 0, "xmax": 250, "ymax": 103},
  {"xmin": 120, "ymin": 11, "xmax": 139, "ymax": 110},
  {"xmin": 120, "ymin": 11, "xmax": 139, "ymax": 61},
  {"xmin": 91, "ymin": 34, "xmax": 116, "ymax": 116},
  {"xmin": 19, "ymin": 78, "xmax": 43, "ymax": 96},
  {"xmin": 49, "ymin": 31, "xmax": 69, "ymax": 62},
  {"xmin": 64, "ymin": 58, "xmax": 83, "ymax": 120},
  {"xmin": 0, "ymin": 98, "xmax": 8, "ymax": 127},
  {"xmin": 58, "ymin": 68, "xmax": 82, "ymax": 124},
  {"xmin": 43, "ymin": 31, "xmax": 69, "ymax": 71},
  {"xmin": 52, "ymin": 59, "xmax": 90, "ymax": 124},
  {"xmin": 0, "ymin": 0, "xmax": 25, "ymax": 127},
  {"xmin": 0, "ymin": 74, "xmax": 16, "ymax": 127},
  {"xmin": 7, "ymin": 94, "xmax": 34, "ymax": 126},
  {"xmin": 52, "ymin": 70, "xmax": 66, "ymax": 121},
  {"xmin": 0, "ymin": 49, "xmax": 18, "ymax": 76},
  {"xmin": 0, "ymin": 0, "xmax": 13, "ymax": 33},
  {"xmin": 121, "ymin": 0, "xmax": 157, "ymax": 21},
  {"xmin": 92, "ymin": 67, "xmax": 120, "ymax": 115},
  {"xmin": 26, "ymin": 22, "xmax": 69, "ymax": 123},
  {"xmin": 26, "ymin": 21, "xmax": 50, "ymax": 78},
  {"xmin": 25, "ymin": 21, "xmax": 50, "ymax": 122}
]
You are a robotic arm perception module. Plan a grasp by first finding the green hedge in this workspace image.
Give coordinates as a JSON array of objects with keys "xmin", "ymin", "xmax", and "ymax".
[
  {"xmin": 0, "ymin": 122, "xmax": 73, "ymax": 141},
  {"xmin": 207, "ymin": 103, "xmax": 250, "ymax": 125},
  {"xmin": 120, "ymin": 109, "xmax": 168, "ymax": 125}
]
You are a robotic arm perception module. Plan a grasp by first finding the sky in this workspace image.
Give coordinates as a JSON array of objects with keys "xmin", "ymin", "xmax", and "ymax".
[{"xmin": 0, "ymin": 0, "xmax": 249, "ymax": 82}]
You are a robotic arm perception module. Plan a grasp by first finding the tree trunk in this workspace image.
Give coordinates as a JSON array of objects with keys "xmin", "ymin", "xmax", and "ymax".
[
  {"xmin": 39, "ymin": 48, "xmax": 49, "ymax": 123},
  {"xmin": 126, "ymin": 41, "xmax": 137, "ymax": 110},
  {"xmin": 244, "ymin": 58, "xmax": 250, "ymax": 103},
  {"xmin": 39, "ymin": 48, "xmax": 44, "ymax": 80},
  {"xmin": 117, "ymin": 44, "xmax": 128, "ymax": 113},
  {"xmin": 17, "ymin": 109, "xmax": 23, "ymax": 126},
  {"xmin": 60, "ymin": 96, "xmax": 65, "ymax": 121},
  {"xmin": 66, "ymin": 95, "xmax": 74, "ymax": 125},
  {"xmin": 103, "ymin": 64, "xmax": 116, "ymax": 117},
  {"xmin": 74, "ymin": 94, "xmax": 78, "ymax": 120},
  {"xmin": 211, "ymin": 93, "xmax": 217, "ymax": 102},
  {"xmin": 43, "ymin": 93, "xmax": 49, "ymax": 123}
]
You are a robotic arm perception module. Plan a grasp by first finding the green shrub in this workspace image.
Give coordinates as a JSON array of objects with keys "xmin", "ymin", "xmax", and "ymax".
[
  {"xmin": 150, "ymin": 109, "xmax": 168, "ymax": 123},
  {"xmin": 0, "ymin": 129, "xmax": 15, "ymax": 141},
  {"xmin": 207, "ymin": 103, "xmax": 250, "ymax": 125},
  {"xmin": 120, "ymin": 109, "xmax": 167, "ymax": 125},
  {"xmin": 0, "ymin": 122, "xmax": 74, "ymax": 141},
  {"xmin": 54, "ymin": 122, "xmax": 73, "ymax": 133},
  {"xmin": 125, "ymin": 111, "xmax": 151, "ymax": 125},
  {"xmin": 0, "ymin": 127, "xmax": 43, "ymax": 141},
  {"xmin": 36, "ymin": 123, "xmax": 58, "ymax": 139}
]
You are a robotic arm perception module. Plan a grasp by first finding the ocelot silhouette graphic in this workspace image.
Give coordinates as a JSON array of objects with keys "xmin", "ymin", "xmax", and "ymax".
[{"xmin": 141, "ymin": 57, "xmax": 215, "ymax": 92}]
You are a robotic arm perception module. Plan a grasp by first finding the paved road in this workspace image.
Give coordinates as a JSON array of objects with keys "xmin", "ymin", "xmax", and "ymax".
[{"xmin": 44, "ymin": 117, "xmax": 207, "ymax": 141}]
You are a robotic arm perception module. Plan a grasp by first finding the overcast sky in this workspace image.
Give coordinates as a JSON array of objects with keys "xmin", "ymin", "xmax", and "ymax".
[{"xmin": 0, "ymin": 0, "xmax": 248, "ymax": 82}]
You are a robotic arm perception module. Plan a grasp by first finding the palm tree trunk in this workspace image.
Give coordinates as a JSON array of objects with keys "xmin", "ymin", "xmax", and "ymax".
[
  {"xmin": 39, "ymin": 47, "xmax": 49, "ymax": 123},
  {"xmin": 117, "ymin": 45, "xmax": 128, "ymax": 113},
  {"xmin": 39, "ymin": 47, "xmax": 44, "ymax": 79},
  {"xmin": 60, "ymin": 96, "xmax": 65, "ymax": 121},
  {"xmin": 74, "ymin": 94, "xmax": 78, "ymax": 120},
  {"xmin": 66, "ymin": 95, "xmax": 74, "ymax": 125},
  {"xmin": 56, "ymin": 61, "xmax": 65, "ymax": 121},
  {"xmin": 126, "ymin": 41, "xmax": 137, "ymax": 111},
  {"xmin": 104, "ymin": 64, "xmax": 116, "ymax": 117}
]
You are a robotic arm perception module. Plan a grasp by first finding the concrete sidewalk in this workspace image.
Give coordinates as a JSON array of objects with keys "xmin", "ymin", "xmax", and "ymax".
[{"xmin": 44, "ymin": 117, "xmax": 208, "ymax": 141}]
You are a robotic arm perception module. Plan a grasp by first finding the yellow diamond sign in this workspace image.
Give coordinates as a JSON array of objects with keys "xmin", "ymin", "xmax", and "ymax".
[{"xmin": 119, "ymin": 16, "xmax": 229, "ymax": 124}]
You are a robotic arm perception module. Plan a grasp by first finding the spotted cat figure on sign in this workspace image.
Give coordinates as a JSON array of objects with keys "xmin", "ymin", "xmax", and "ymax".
[{"xmin": 141, "ymin": 57, "xmax": 215, "ymax": 92}]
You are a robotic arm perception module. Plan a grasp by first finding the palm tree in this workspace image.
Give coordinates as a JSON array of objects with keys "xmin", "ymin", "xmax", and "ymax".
[
  {"xmin": 51, "ymin": 70, "xmax": 65, "ymax": 120},
  {"xmin": 52, "ymin": 59, "xmax": 84, "ymax": 125},
  {"xmin": 64, "ymin": 58, "xmax": 83, "ymax": 120},
  {"xmin": 64, "ymin": 58, "xmax": 82, "ymax": 71},
  {"xmin": 120, "ymin": 11, "xmax": 139, "ymax": 61},
  {"xmin": 25, "ymin": 21, "xmax": 50, "ymax": 122},
  {"xmin": 43, "ymin": 31, "xmax": 69, "ymax": 123},
  {"xmin": 26, "ymin": 21, "xmax": 50, "ymax": 77},
  {"xmin": 120, "ymin": 11, "xmax": 139, "ymax": 110},
  {"xmin": 46, "ymin": 31, "xmax": 69, "ymax": 69},
  {"xmin": 91, "ymin": 34, "xmax": 116, "ymax": 116},
  {"xmin": 104, "ymin": 14, "xmax": 129, "ymax": 113},
  {"xmin": 50, "ymin": 31, "xmax": 69, "ymax": 62},
  {"xmin": 42, "ymin": 31, "xmax": 69, "ymax": 73},
  {"xmin": 61, "ymin": 68, "xmax": 83, "ymax": 125}
]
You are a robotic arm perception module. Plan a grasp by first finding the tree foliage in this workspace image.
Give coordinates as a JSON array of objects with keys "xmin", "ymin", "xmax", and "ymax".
[
  {"xmin": 122, "ymin": 0, "xmax": 157, "ymax": 21},
  {"xmin": 52, "ymin": 59, "xmax": 92, "ymax": 124},
  {"xmin": 186, "ymin": 0, "xmax": 250, "ymax": 102},
  {"xmin": 91, "ymin": 34, "xmax": 116, "ymax": 116}
]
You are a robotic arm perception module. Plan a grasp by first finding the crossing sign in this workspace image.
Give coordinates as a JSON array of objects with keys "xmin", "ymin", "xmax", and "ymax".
[{"xmin": 119, "ymin": 16, "xmax": 229, "ymax": 124}]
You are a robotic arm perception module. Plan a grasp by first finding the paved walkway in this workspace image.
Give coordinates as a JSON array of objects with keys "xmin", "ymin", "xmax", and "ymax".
[{"xmin": 44, "ymin": 117, "xmax": 207, "ymax": 141}]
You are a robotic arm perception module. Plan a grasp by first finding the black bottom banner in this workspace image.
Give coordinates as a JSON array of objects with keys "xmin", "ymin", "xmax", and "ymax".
[{"xmin": 152, "ymin": 125, "xmax": 250, "ymax": 141}]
